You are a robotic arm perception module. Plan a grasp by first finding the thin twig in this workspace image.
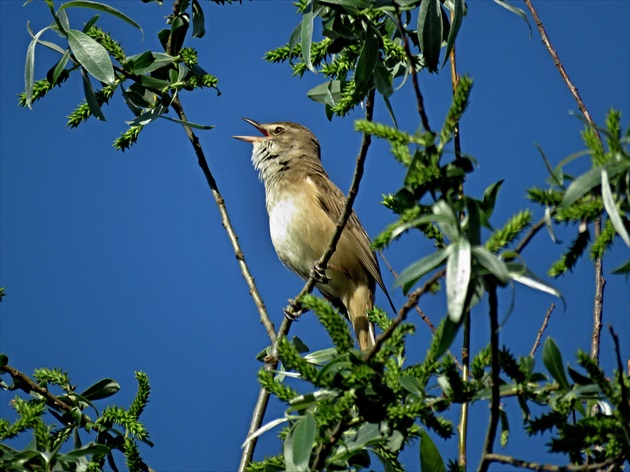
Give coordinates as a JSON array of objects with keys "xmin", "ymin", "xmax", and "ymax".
[
  {"xmin": 392, "ymin": 3, "xmax": 432, "ymax": 134},
  {"xmin": 365, "ymin": 267, "xmax": 445, "ymax": 363},
  {"xmin": 522, "ymin": 0, "xmax": 607, "ymax": 365},
  {"xmin": 515, "ymin": 215, "xmax": 547, "ymax": 254},
  {"xmin": 239, "ymin": 90, "xmax": 377, "ymax": 470},
  {"xmin": 2, "ymin": 364, "xmax": 78, "ymax": 417},
  {"xmin": 170, "ymin": 97, "xmax": 276, "ymax": 342},
  {"xmin": 478, "ymin": 281, "xmax": 500, "ymax": 472},
  {"xmin": 591, "ymin": 220, "xmax": 605, "ymax": 362},
  {"xmin": 484, "ymin": 453, "xmax": 617, "ymax": 471},
  {"xmin": 522, "ymin": 0, "xmax": 600, "ymax": 139},
  {"xmin": 530, "ymin": 303, "xmax": 556, "ymax": 356}
]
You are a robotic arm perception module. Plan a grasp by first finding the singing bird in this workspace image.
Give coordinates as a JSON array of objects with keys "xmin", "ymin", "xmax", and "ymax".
[{"xmin": 234, "ymin": 119, "xmax": 394, "ymax": 350}]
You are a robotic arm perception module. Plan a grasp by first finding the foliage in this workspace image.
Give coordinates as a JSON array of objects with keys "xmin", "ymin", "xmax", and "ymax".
[
  {"xmin": 10, "ymin": 0, "xmax": 630, "ymax": 471},
  {"xmin": 0, "ymin": 357, "xmax": 152, "ymax": 471}
]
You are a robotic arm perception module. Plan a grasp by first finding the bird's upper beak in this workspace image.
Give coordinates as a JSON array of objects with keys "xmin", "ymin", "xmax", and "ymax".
[{"xmin": 232, "ymin": 118, "xmax": 267, "ymax": 143}]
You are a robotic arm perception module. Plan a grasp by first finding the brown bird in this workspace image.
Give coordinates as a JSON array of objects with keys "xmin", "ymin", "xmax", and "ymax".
[{"xmin": 234, "ymin": 119, "xmax": 394, "ymax": 350}]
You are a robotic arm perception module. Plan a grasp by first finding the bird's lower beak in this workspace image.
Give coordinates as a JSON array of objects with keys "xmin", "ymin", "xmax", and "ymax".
[{"xmin": 233, "ymin": 118, "xmax": 267, "ymax": 143}]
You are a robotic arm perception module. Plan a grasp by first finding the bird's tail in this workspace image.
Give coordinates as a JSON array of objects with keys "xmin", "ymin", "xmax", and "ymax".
[{"xmin": 348, "ymin": 284, "xmax": 376, "ymax": 351}]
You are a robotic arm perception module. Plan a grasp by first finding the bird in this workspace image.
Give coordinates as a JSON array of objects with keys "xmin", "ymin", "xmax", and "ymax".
[{"xmin": 233, "ymin": 119, "xmax": 395, "ymax": 351}]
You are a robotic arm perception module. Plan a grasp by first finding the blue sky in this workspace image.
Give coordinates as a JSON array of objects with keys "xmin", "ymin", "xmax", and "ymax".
[{"xmin": 1, "ymin": 0, "xmax": 629, "ymax": 470}]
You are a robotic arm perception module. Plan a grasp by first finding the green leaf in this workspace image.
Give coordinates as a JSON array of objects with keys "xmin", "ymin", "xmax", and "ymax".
[
  {"xmin": 285, "ymin": 412, "xmax": 316, "ymax": 472},
  {"xmin": 395, "ymin": 246, "xmax": 451, "ymax": 294},
  {"xmin": 433, "ymin": 201, "xmax": 460, "ymax": 242},
  {"xmin": 436, "ymin": 316, "xmax": 460, "ymax": 359},
  {"xmin": 417, "ymin": 0, "xmax": 443, "ymax": 73},
  {"xmin": 51, "ymin": 49, "xmax": 71, "ymax": 84},
  {"xmin": 124, "ymin": 51, "xmax": 178, "ymax": 75},
  {"xmin": 355, "ymin": 23, "xmax": 378, "ymax": 92},
  {"xmin": 307, "ymin": 80, "xmax": 342, "ymax": 107},
  {"xmin": 510, "ymin": 272, "xmax": 562, "ymax": 302},
  {"xmin": 373, "ymin": 59, "xmax": 393, "ymax": 98},
  {"xmin": 80, "ymin": 378, "xmax": 120, "ymax": 401},
  {"xmin": 442, "ymin": 0, "xmax": 464, "ymax": 67},
  {"xmin": 301, "ymin": 0, "xmax": 316, "ymax": 73},
  {"xmin": 492, "ymin": 0, "xmax": 532, "ymax": 36},
  {"xmin": 420, "ymin": 430, "xmax": 446, "ymax": 472},
  {"xmin": 446, "ymin": 239, "xmax": 471, "ymax": 323},
  {"xmin": 24, "ymin": 25, "xmax": 54, "ymax": 108},
  {"xmin": 561, "ymin": 166, "xmax": 602, "ymax": 208},
  {"xmin": 59, "ymin": 1, "xmax": 143, "ymax": 33},
  {"xmin": 567, "ymin": 366, "xmax": 592, "ymax": 386},
  {"xmin": 472, "ymin": 246, "xmax": 510, "ymax": 284},
  {"xmin": 160, "ymin": 115, "xmax": 215, "ymax": 130},
  {"xmin": 81, "ymin": 68, "xmax": 106, "ymax": 121},
  {"xmin": 192, "ymin": 0, "xmax": 206, "ymax": 38},
  {"xmin": 67, "ymin": 29, "xmax": 115, "ymax": 85},
  {"xmin": 542, "ymin": 338, "xmax": 570, "ymax": 391},
  {"xmin": 611, "ymin": 258, "xmax": 630, "ymax": 274},
  {"xmin": 399, "ymin": 375, "xmax": 423, "ymax": 396},
  {"xmin": 601, "ymin": 167, "xmax": 630, "ymax": 246},
  {"xmin": 482, "ymin": 180, "xmax": 504, "ymax": 219}
]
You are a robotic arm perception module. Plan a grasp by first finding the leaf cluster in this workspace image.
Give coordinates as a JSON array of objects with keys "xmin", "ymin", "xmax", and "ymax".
[
  {"xmin": 264, "ymin": 0, "xmax": 467, "ymax": 119},
  {"xmin": 0, "ymin": 357, "xmax": 152, "ymax": 472},
  {"xmin": 20, "ymin": 0, "xmax": 222, "ymax": 150},
  {"xmin": 527, "ymin": 110, "xmax": 630, "ymax": 276}
]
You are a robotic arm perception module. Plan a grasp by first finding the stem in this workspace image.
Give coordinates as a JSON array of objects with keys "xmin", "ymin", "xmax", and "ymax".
[
  {"xmin": 393, "ymin": 3, "xmax": 432, "ymax": 134},
  {"xmin": 522, "ymin": 0, "xmax": 607, "ymax": 365},
  {"xmin": 484, "ymin": 453, "xmax": 617, "ymax": 471},
  {"xmin": 238, "ymin": 90, "xmax": 376, "ymax": 469},
  {"xmin": 591, "ymin": 219, "xmax": 605, "ymax": 362},
  {"xmin": 458, "ymin": 313, "xmax": 470, "ymax": 468},
  {"xmin": 530, "ymin": 303, "xmax": 556, "ymax": 356},
  {"xmin": 478, "ymin": 281, "xmax": 500, "ymax": 472},
  {"xmin": 171, "ymin": 97, "xmax": 276, "ymax": 341}
]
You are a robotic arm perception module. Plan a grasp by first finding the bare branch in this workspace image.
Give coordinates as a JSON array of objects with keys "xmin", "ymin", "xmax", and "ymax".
[
  {"xmin": 484, "ymin": 453, "xmax": 617, "ymax": 471},
  {"xmin": 530, "ymin": 303, "xmax": 556, "ymax": 356},
  {"xmin": 478, "ymin": 282, "xmax": 500, "ymax": 472},
  {"xmin": 591, "ymin": 220, "xmax": 606, "ymax": 362}
]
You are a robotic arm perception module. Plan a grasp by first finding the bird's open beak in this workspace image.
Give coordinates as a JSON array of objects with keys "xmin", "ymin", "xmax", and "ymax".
[{"xmin": 233, "ymin": 118, "xmax": 267, "ymax": 143}]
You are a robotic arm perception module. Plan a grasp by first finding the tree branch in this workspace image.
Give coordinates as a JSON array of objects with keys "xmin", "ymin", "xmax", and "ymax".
[
  {"xmin": 478, "ymin": 281, "xmax": 500, "ymax": 472},
  {"xmin": 484, "ymin": 453, "xmax": 617, "ymax": 471},
  {"xmin": 393, "ymin": 3, "xmax": 432, "ymax": 134},
  {"xmin": 522, "ymin": 0, "xmax": 607, "ymax": 365},
  {"xmin": 530, "ymin": 303, "xmax": 556, "ymax": 356}
]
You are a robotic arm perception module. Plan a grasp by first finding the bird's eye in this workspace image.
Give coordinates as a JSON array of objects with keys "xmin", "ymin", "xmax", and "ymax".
[{"xmin": 273, "ymin": 126, "xmax": 284, "ymax": 135}]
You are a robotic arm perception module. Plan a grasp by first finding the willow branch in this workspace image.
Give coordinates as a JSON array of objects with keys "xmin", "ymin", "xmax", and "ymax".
[
  {"xmin": 522, "ymin": 0, "xmax": 607, "ymax": 364},
  {"xmin": 530, "ymin": 303, "xmax": 556, "ymax": 356},
  {"xmin": 484, "ymin": 453, "xmax": 617, "ymax": 471},
  {"xmin": 392, "ymin": 3, "xmax": 432, "ymax": 133},
  {"xmin": 239, "ymin": 89, "xmax": 376, "ymax": 470},
  {"xmin": 478, "ymin": 281, "xmax": 500, "ymax": 472}
]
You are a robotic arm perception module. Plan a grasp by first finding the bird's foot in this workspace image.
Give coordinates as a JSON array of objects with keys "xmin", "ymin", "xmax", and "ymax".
[
  {"xmin": 284, "ymin": 299, "xmax": 307, "ymax": 320},
  {"xmin": 311, "ymin": 261, "xmax": 331, "ymax": 285}
]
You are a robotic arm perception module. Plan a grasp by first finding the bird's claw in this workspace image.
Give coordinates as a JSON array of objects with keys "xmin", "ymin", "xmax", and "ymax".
[
  {"xmin": 284, "ymin": 299, "xmax": 306, "ymax": 320},
  {"xmin": 311, "ymin": 262, "xmax": 331, "ymax": 285}
]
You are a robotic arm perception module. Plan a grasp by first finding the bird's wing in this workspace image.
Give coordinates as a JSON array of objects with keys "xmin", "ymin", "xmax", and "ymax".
[{"xmin": 308, "ymin": 171, "xmax": 388, "ymax": 295}]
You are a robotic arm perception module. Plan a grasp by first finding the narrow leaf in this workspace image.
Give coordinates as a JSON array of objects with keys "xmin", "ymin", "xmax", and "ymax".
[
  {"xmin": 290, "ymin": 412, "xmax": 316, "ymax": 471},
  {"xmin": 601, "ymin": 167, "xmax": 630, "ymax": 246},
  {"xmin": 472, "ymin": 246, "xmax": 510, "ymax": 284},
  {"xmin": 59, "ymin": 1, "xmax": 143, "ymax": 33},
  {"xmin": 420, "ymin": 430, "xmax": 446, "ymax": 472},
  {"xmin": 301, "ymin": 0, "xmax": 316, "ymax": 73},
  {"xmin": 417, "ymin": 0, "xmax": 442, "ymax": 72},
  {"xmin": 355, "ymin": 23, "xmax": 378, "ymax": 92},
  {"xmin": 446, "ymin": 239, "xmax": 471, "ymax": 323},
  {"xmin": 159, "ymin": 115, "xmax": 215, "ymax": 130},
  {"xmin": 542, "ymin": 337, "xmax": 570, "ymax": 390},
  {"xmin": 192, "ymin": 0, "xmax": 206, "ymax": 38},
  {"xmin": 241, "ymin": 417, "xmax": 289, "ymax": 448},
  {"xmin": 67, "ymin": 29, "xmax": 115, "ymax": 85},
  {"xmin": 493, "ymin": 0, "xmax": 532, "ymax": 36},
  {"xmin": 81, "ymin": 68, "xmax": 106, "ymax": 121},
  {"xmin": 24, "ymin": 25, "xmax": 53, "ymax": 108},
  {"xmin": 80, "ymin": 379, "xmax": 120, "ymax": 401},
  {"xmin": 442, "ymin": 0, "xmax": 464, "ymax": 67},
  {"xmin": 395, "ymin": 247, "xmax": 451, "ymax": 294},
  {"xmin": 561, "ymin": 166, "xmax": 602, "ymax": 208}
]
